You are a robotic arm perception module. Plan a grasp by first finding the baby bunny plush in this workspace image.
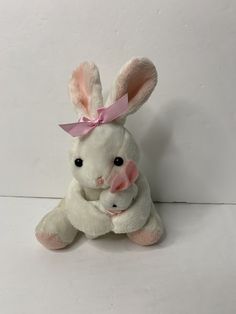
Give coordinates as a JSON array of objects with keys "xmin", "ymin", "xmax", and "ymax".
[
  {"xmin": 35, "ymin": 57, "xmax": 163, "ymax": 249},
  {"xmin": 99, "ymin": 160, "xmax": 139, "ymax": 216},
  {"xmin": 100, "ymin": 184, "xmax": 138, "ymax": 216}
]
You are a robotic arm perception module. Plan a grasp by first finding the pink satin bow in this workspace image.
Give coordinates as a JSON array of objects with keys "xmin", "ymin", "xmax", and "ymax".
[{"xmin": 59, "ymin": 94, "xmax": 128, "ymax": 137}]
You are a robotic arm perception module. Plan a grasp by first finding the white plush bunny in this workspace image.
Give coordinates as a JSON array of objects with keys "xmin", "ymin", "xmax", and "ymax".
[
  {"xmin": 98, "ymin": 160, "xmax": 139, "ymax": 216},
  {"xmin": 100, "ymin": 184, "xmax": 138, "ymax": 216},
  {"xmin": 35, "ymin": 57, "xmax": 163, "ymax": 249}
]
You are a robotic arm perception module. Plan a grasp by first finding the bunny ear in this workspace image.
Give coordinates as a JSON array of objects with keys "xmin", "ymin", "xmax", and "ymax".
[
  {"xmin": 110, "ymin": 173, "xmax": 129, "ymax": 193},
  {"xmin": 110, "ymin": 160, "xmax": 139, "ymax": 193},
  {"xmin": 69, "ymin": 62, "xmax": 103, "ymax": 118},
  {"xmin": 106, "ymin": 57, "xmax": 157, "ymax": 119},
  {"xmin": 125, "ymin": 160, "xmax": 139, "ymax": 184}
]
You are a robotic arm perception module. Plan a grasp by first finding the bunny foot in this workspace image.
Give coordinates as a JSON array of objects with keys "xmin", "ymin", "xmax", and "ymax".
[
  {"xmin": 127, "ymin": 203, "xmax": 163, "ymax": 246},
  {"xmin": 35, "ymin": 199, "xmax": 78, "ymax": 250},
  {"xmin": 127, "ymin": 229, "xmax": 161, "ymax": 246},
  {"xmin": 36, "ymin": 232, "xmax": 68, "ymax": 250}
]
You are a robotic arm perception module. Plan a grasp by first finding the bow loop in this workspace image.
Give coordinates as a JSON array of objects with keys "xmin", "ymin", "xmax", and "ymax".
[{"xmin": 59, "ymin": 94, "xmax": 128, "ymax": 137}]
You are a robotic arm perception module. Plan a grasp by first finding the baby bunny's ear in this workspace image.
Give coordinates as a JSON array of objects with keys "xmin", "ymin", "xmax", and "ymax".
[
  {"xmin": 110, "ymin": 160, "xmax": 139, "ymax": 193},
  {"xmin": 69, "ymin": 62, "xmax": 103, "ymax": 118},
  {"xmin": 125, "ymin": 160, "xmax": 139, "ymax": 184},
  {"xmin": 106, "ymin": 57, "xmax": 157, "ymax": 118}
]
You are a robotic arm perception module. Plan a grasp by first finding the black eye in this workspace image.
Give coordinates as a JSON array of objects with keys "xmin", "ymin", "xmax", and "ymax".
[
  {"xmin": 112, "ymin": 204, "xmax": 117, "ymax": 208},
  {"xmin": 74, "ymin": 158, "xmax": 83, "ymax": 167},
  {"xmin": 114, "ymin": 157, "xmax": 124, "ymax": 166}
]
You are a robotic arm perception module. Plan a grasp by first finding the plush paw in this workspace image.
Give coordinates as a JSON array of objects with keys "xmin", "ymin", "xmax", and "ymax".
[
  {"xmin": 35, "ymin": 232, "xmax": 69, "ymax": 250},
  {"xmin": 127, "ymin": 229, "xmax": 161, "ymax": 246}
]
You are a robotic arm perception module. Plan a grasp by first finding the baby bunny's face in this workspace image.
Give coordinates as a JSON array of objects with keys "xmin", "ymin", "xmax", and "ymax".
[
  {"xmin": 70, "ymin": 123, "xmax": 139, "ymax": 189},
  {"xmin": 100, "ymin": 184, "xmax": 138, "ymax": 213}
]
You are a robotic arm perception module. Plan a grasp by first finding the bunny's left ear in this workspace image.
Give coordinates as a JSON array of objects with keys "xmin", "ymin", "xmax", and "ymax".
[
  {"xmin": 106, "ymin": 57, "xmax": 157, "ymax": 118},
  {"xmin": 69, "ymin": 62, "xmax": 103, "ymax": 119}
]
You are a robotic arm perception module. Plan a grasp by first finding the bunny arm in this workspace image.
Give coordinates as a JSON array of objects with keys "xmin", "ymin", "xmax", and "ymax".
[
  {"xmin": 90, "ymin": 200, "xmax": 108, "ymax": 214},
  {"xmin": 111, "ymin": 172, "xmax": 153, "ymax": 234},
  {"xmin": 64, "ymin": 179, "xmax": 112, "ymax": 237}
]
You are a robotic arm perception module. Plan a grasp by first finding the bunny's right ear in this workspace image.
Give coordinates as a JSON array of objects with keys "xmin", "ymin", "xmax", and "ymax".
[
  {"xmin": 68, "ymin": 62, "xmax": 103, "ymax": 118},
  {"xmin": 105, "ymin": 57, "xmax": 157, "ymax": 119}
]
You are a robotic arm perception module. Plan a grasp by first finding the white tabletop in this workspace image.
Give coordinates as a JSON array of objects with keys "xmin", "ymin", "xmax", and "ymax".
[{"xmin": 0, "ymin": 197, "xmax": 235, "ymax": 314}]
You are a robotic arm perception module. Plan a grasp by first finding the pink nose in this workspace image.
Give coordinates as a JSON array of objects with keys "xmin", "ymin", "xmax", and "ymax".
[{"xmin": 96, "ymin": 177, "xmax": 104, "ymax": 186}]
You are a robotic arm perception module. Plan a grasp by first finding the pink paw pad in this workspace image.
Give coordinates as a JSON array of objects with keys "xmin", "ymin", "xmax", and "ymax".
[
  {"xmin": 127, "ymin": 229, "xmax": 161, "ymax": 246},
  {"xmin": 36, "ymin": 232, "xmax": 68, "ymax": 250}
]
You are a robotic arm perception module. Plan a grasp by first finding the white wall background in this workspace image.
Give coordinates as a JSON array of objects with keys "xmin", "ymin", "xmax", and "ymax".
[{"xmin": 0, "ymin": 0, "xmax": 236, "ymax": 202}]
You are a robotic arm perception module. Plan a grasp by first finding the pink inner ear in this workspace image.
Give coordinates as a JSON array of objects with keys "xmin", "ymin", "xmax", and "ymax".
[
  {"xmin": 110, "ymin": 160, "xmax": 139, "ymax": 193},
  {"xmin": 110, "ymin": 174, "xmax": 130, "ymax": 193},
  {"xmin": 126, "ymin": 64, "xmax": 151, "ymax": 102},
  {"xmin": 110, "ymin": 58, "xmax": 157, "ymax": 116},
  {"xmin": 70, "ymin": 66, "xmax": 90, "ymax": 115},
  {"xmin": 125, "ymin": 160, "xmax": 139, "ymax": 184},
  {"xmin": 76, "ymin": 68, "xmax": 90, "ymax": 113}
]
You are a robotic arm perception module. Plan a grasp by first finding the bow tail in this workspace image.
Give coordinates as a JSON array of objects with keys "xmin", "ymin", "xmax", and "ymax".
[{"xmin": 59, "ymin": 122, "xmax": 94, "ymax": 137}]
